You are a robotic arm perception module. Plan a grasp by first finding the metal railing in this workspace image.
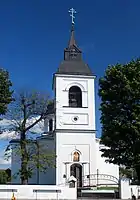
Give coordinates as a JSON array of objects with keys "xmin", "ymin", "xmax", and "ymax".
[{"xmin": 77, "ymin": 173, "xmax": 119, "ymax": 188}]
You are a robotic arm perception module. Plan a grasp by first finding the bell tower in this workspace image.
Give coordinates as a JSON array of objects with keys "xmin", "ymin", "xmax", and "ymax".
[
  {"xmin": 53, "ymin": 10, "xmax": 96, "ymax": 132},
  {"xmin": 53, "ymin": 9, "xmax": 97, "ymax": 185}
]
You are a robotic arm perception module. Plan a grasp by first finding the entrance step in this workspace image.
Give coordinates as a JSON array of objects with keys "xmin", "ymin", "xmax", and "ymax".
[{"xmin": 77, "ymin": 188, "xmax": 119, "ymax": 199}]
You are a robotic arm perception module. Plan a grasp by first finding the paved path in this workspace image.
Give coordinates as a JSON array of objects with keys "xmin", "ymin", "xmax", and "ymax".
[{"xmin": 0, "ymin": 199, "xmax": 123, "ymax": 200}]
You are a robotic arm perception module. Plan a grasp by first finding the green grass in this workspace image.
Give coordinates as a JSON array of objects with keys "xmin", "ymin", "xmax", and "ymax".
[{"xmin": 97, "ymin": 186, "xmax": 118, "ymax": 191}]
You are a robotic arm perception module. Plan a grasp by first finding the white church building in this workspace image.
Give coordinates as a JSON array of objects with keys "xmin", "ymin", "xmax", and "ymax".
[{"xmin": 11, "ymin": 21, "xmax": 119, "ymax": 187}]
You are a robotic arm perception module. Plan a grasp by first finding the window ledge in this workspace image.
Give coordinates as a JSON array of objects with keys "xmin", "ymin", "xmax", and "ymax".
[{"xmin": 63, "ymin": 106, "xmax": 88, "ymax": 108}]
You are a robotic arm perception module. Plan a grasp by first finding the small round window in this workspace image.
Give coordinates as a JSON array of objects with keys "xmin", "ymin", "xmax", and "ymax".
[
  {"xmin": 72, "ymin": 116, "xmax": 79, "ymax": 122},
  {"xmin": 74, "ymin": 117, "xmax": 78, "ymax": 121}
]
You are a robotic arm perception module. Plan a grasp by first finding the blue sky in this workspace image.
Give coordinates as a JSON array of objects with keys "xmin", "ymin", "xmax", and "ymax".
[{"xmin": 0, "ymin": 0, "xmax": 140, "ymax": 168}]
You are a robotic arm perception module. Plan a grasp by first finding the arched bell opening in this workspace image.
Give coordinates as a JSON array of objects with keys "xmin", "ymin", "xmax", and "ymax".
[{"xmin": 69, "ymin": 86, "xmax": 82, "ymax": 107}]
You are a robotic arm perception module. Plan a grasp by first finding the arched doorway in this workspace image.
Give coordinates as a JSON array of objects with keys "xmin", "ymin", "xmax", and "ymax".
[{"xmin": 70, "ymin": 164, "xmax": 82, "ymax": 187}]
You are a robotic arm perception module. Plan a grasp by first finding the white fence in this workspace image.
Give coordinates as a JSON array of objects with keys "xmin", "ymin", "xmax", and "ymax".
[
  {"xmin": 0, "ymin": 184, "xmax": 77, "ymax": 199},
  {"xmin": 120, "ymin": 178, "xmax": 140, "ymax": 199}
]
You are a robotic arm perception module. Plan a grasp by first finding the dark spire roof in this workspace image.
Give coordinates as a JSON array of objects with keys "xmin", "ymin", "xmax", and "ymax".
[
  {"xmin": 68, "ymin": 24, "xmax": 76, "ymax": 47},
  {"xmin": 56, "ymin": 23, "xmax": 93, "ymax": 76}
]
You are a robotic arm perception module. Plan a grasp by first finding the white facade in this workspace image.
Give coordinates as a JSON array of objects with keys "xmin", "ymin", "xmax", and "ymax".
[
  {"xmin": 55, "ymin": 74, "xmax": 95, "ymax": 131},
  {"xmin": 11, "ymin": 70, "xmax": 119, "ymax": 187},
  {"xmin": 12, "ymin": 69, "xmax": 119, "ymax": 185},
  {"xmin": 53, "ymin": 73, "xmax": 119, "ymax": 186},
  {"xmin": 11, "ymin": 24, "xmax": 119, "ymax": 187},
  {"xmin": 11, "ymin": 72, "xmax": 119, "ymax": 186}
]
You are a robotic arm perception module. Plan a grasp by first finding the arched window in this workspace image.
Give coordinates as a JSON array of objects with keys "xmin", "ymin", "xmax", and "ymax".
[
  {"xmin": 49, "ymin": 119, "xmax": 53, "ymax": 132},
  {"xmin": 69, "ymin": 86, "xmax": 82, "ymax": 107},
  {"xmin": 73, "ymin": 151, "xmax": 80, "ymax": 162}
]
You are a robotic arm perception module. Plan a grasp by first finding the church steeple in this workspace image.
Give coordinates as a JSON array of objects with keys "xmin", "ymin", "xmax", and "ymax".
[
  {"xmin": 68, "ymin": 24, "xmax": 76, "ymax": 48},
  {"xmin": 64, "ymin": 12, "xmax": 82, "ymax": 62},
  {"xmin": 68, "ymin": 8, "xmax": 78, "ymax": 49},
  {"xmin": 56, "ymin": 8, "xmax": 93, "ymax": 76}
]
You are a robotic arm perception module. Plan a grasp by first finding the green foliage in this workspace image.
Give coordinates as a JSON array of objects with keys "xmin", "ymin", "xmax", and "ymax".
[
  {"xmin": 97, "ymin": 186, "xmax": 118, "ymax": 191},
  {"xmin": 119, "ymin": 167, "xmax": 138, "ymax": 184},
  {"xmin": 0, "ymin": 169, "xmax": 10, "ymax": 184},
  {"xmin": 119, "ymin": 167, "xmax": 133, "ymax": 179},
  {"xmin": 5, "ymin": 91, "xmax": 55, "ymax": 184},
  {"xmin": 0, "ymin": 68, "xmax": 13, "ymax": 115},
  {"xmin": 99, "ymin": 59, "xmax": 140, "ymax": 182}
]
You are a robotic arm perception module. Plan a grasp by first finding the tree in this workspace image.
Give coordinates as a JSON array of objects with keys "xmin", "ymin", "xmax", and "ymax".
[
  {"xmin": 0, "ymin": 170, "xmax": 8, "ymax": 184},
  {"xmin": 119, "ymin": 166, "xmax": 138, "ymax": 184},
  {"xmin": 99, "ymin": 59, "xmax": 140, "ymax": 183},
  {"xmin": 5, "ymin": 91, "xmax": 55, "ymax": 184},
  {"xmin": 119, "ymin": 166, "xmax": 133, "ymax": 179},
  {"xmin": 0, "ymin": 68, "xmax": 13, "ymax": 115}
]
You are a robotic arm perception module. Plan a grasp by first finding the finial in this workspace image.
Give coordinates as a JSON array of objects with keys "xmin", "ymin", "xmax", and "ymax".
[{"xmin": 69, "ymin": 8, "xmax": 77, "ymax": 25}]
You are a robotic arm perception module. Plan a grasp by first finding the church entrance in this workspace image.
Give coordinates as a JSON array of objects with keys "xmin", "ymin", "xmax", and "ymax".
[{"xmin": 70, "ymin": 164, "xmax": 82, "ymax": 187}]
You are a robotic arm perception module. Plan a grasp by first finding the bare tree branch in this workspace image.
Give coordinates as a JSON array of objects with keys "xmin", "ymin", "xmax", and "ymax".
[{"xmin": 2, "ymin": 90, "xmax": 54, "ymax": 184}]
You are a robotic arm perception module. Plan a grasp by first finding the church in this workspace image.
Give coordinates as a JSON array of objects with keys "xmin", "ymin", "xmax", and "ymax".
[{"xmin": 11, "ymin": 11, "xmax": 119, "ymax": 186}]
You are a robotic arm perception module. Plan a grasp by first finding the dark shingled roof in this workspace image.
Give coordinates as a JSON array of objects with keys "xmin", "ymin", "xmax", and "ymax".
[
  {"xmin": 57, "ymin": 60, "xmax": 93, "ymax": 76},
  {"xmin": 56, "ymin": 24, "xmax": 93, "ymax": 76}
]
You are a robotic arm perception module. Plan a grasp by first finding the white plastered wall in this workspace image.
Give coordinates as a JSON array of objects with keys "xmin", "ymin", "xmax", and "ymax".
[{"xmin": 55, "ymin": 74, "xmax": 96, "ymax": 131}]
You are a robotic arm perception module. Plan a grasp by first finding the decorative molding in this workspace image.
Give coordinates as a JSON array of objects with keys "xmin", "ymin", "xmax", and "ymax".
[
  {"xmin": 55, "ymin": 129, "xmax": 96, "ymax": 133},
  {"xmin": 62, "ymin": 113, "xmax": 89, "ymax": 125},
  {"xmin": 64, "ymin": 81, "xmax": 86, "ymax": 92},
  {"xmin": 63, "ymin": 79, "xmax": 88, "ymax": 92},
  {"xmin": 55, "ymin": 73, "xmax": 96, "ymax": 79},
  {"xmin": 63, "ymin": 106, "xmax": 88, "ymax": 108}
]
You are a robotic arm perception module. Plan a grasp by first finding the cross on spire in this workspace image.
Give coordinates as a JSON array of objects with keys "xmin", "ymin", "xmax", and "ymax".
[{"xmin": 69, "ymin": 8, "xmax": 77, "ymax": 24}]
